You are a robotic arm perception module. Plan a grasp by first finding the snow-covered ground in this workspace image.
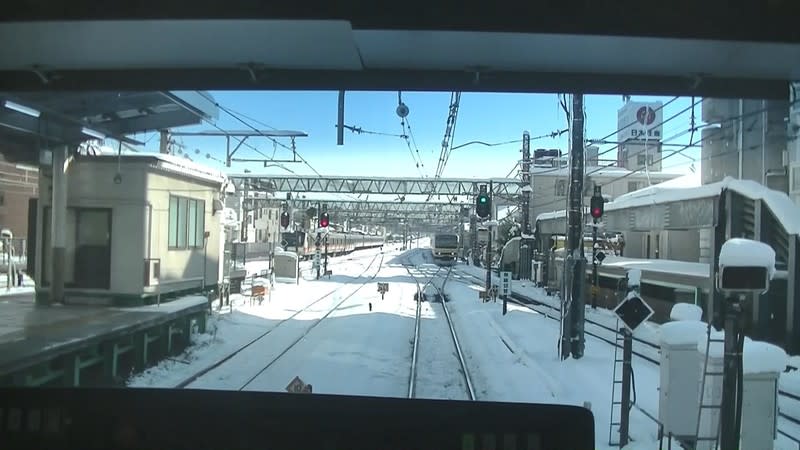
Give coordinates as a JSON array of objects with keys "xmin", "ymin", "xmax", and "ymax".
[
  {"xmin": 453, "ymin": 261, "xmax": 800, "ymax": 450},
  {"xmin": 128, "ymin": 242, "xmax": 799, "ymax": 450},
  {"xmin": 0, "ymin": 271, "xmax": 35, "ymax": 296}
]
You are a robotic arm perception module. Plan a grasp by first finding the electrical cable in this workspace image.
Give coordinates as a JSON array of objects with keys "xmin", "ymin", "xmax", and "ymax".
[
  {"xmin": 527, "ymin": 115, "xmax": 765, "ymax": 212},
  {"xmin": 587, "ymin": 96, "xmax": 800, "ymax": 188},
  {"xmin": 734, "ymin": 326, "xmax": 745, "ymax": 446},
  {"xmin": 339, "ymin": 124, "xmax": 407, "ymax": 138},
  {"xmin": 214, "ymin": 101, "xmax": 362, "ymax": 201},
  {"xmin": 535, "ymin": 98, "xmax": 699, "ymax": 177}
]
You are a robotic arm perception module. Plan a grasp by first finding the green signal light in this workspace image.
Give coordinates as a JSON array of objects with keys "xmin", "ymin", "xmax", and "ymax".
[{"xmin": 479, "ymin": 197, "xmax": 487, "ymax": 203}]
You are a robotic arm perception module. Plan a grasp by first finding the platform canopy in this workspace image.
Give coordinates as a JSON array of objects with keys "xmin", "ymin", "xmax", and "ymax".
[{"xmin": 0, "ymin": 91, "xmax": 218, "ymax": 163}]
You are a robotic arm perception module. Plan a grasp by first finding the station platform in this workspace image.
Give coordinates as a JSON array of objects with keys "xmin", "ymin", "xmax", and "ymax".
[{"xmin": 0, "ymin": 294, "xmax": 208, "ymax": 387}]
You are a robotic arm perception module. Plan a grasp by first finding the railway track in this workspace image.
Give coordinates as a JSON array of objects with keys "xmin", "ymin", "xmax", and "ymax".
[
  {"xmin": 404, "ymin": 261, "xmax": 475, "ymax": 401},
  {"xmin": 450, "ymin": 265, "xmax": 800, "ymax": 447},
  {"xmin": 174, "ymin": 253, "xmax": 384, "ymax": 389}
]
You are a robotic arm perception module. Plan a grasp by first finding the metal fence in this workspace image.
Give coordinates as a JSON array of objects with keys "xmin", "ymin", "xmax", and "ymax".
[
  {"xmin": 0, "ymin": 238, "xmax": 26, "ymax": 273},
  {"xmin": 223, "ymin": 241, "xmax": 277, "ymax": 273}
]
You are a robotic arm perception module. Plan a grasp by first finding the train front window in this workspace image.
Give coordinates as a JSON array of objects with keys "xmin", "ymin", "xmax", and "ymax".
[
  {"xmin": 4, "ymin": 15, "xmax": 800, "ymax": 450},
  {"xmin": 435, "ymin": 234, "xmax": 459, "ymax": 248}
]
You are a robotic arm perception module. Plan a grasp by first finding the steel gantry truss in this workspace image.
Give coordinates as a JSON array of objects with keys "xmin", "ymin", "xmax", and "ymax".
[
  {"xmin": 286, "ymin": 199, "xmax": 467, "ymax": 217},
  {"xmin": 230, "ymin": 175, "xmax": 521, "ymax": 198},
  {"xmin": 247, "ymin": 198, "xmax": 468, "ymax": 226}
]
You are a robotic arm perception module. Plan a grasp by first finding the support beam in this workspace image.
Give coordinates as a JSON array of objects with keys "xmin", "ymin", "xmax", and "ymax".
[
  {"xmin": 50, "ymin": 145, "xmax": 68, "ymax": 304},
  {"xmin": 232, "ymin": 175, "xmax": 520, "ymax": 197}
]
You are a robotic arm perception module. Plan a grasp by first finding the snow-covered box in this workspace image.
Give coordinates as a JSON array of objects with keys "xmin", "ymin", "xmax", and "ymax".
[{"xmin": 658, "ymin": 320, "xmax": 707, "ymax": 439}]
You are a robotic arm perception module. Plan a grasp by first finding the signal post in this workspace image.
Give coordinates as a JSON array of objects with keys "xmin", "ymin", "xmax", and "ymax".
[{"xmin": 590, "ymin": 186, "xmax": 604, "ymax": 309}]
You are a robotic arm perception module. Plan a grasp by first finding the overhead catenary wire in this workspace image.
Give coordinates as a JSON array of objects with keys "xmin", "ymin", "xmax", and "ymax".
[
  {"xmin": 534, "ymin": 97, "xmax": 700, "ymax": 177},
  {"xmin": 597, "ymin": 96, "xmax": 800, "ymax": 186},
  {"xmin": 214, "ymin": 101, "xmax": 361, "ymax": 202},
  {"xmin": 529, "ymin": 98, "xmax": 799, "ymax": 213},
  {"xmin": 338, "ymin": 124, "xmax": 408, "ymax": 139},
  {"xmin": 435, "ymin": 92, "xmax": 462, "ymax": 179}
]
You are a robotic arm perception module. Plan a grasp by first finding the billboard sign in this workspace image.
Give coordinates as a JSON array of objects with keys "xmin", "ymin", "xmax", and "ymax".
[{"xmin": 617, "ymin": 101, "xmax": 663, "ymax": 142}]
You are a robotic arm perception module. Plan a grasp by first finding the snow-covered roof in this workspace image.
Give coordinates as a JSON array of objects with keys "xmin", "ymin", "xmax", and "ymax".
[
  {"xmin": 536, "ymin": 176, "xmax": 800, "ymax": 236},
  {"xmin": 598, "ymin": 255, "xmax": 709, "ymax": 278},
  {"xmin": 87, "ymin": 153, "xmax": 228, "ymax": 186},
  {"xmin": 609, "ymin": 176, "xmax": 800, "ymax": 235}
]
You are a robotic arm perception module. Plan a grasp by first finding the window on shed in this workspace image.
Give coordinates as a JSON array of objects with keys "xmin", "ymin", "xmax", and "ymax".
[
  {"xmin": 195, "ymin": 200, "xmax": 205, "ymax": 248},
  {"xmin": 168, "ymin": 196, "xmax": 179, "ymax": 247},
  {"xmin": 188, "ymin": 200, "xmax": 197, "ymax": 249},
  {"xmin": 176, "ymin": 197, "xmax": 188, "ymax": 248},
  {"xmin": 169, "ymin": 195, "xmax": 205, "ymax": 249}
]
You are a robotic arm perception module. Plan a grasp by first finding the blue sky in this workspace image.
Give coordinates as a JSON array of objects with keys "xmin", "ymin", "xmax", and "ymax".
[{"xmin": 131, "ymin": 91, "xmax": 701, "ymax": 179}]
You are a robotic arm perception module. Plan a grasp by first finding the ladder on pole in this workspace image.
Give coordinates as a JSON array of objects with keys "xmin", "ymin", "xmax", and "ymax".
[
  {"xmin": 693, "ymin": 320, "xmax": 724, "ymax": 450},
  {"xmin": 607, "ymin": 319, "xmax": 626, "ymax": 447}
]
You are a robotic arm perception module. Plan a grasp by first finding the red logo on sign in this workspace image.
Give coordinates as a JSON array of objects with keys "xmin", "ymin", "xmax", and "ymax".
[{"xmin": 636, "ymin": 106, "xmax": 656, "ymax": 125}]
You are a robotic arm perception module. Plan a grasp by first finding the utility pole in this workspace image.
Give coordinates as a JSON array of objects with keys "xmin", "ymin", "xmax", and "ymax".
[
  {"xmin": 337, "ymin": 90, "xmax": 345, "ymax": 146},
  {"xmin": 560, "ymin": 93, "xmax": 587, "ymax": 360},
  {"xmin": 485, "ymin": 180, "xmax": 493, "ymax": 293},
  {"xmin": 720, "ymin": 296, "xmax": 744, "ymax": 450},
  {"xmin": 159, "ymin": 130, "xmax": 170, "ymax": 154},
  {"xmin": 470, "ymin": 214, "xmax": 479, "ymax": 266},
  {"xmin": 519, "ymin": 131, "xmax": 532, "ymax": 280},
  {"xmin": 323, "ymin": 205, "xmax": 329, "ymax": 276},
  {"xmin": 315, "ymin": 202, "xmax": 321, "ymax": 280},
  {"xmin": 590, "ymin": 185, "xmax": 603, "ymax": 309}
]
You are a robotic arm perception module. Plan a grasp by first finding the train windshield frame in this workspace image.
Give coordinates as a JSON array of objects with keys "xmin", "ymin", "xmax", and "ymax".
[{"xmin": 434, "ymin": 234, "xmax": 459, "ymax": 248}]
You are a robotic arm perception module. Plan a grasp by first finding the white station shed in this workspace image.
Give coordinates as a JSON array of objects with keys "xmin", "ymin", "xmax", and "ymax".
[{"xmin": 33, "ymin": 153, "xmax": 229, "ymax": 306}]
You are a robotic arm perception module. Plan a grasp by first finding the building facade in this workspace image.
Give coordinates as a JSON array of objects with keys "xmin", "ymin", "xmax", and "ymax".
[
  {"xmin": 701, "ymin": 98, "xmax": 790, "ymax": 193},
  {"xmin": 616, "ymin": 100, "xmax": 664, "ymax": 171},
  {"xmin": 0, "ymin": 154, "xmax": 37, "ymax": 240},
  {"xmin": 529, "ymin": 166, "xmax": 680, "ymax": 226}
]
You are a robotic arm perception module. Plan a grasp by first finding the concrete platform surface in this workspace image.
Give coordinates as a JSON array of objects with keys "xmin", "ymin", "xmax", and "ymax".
[{"xmin": 0, "ymin": 295, "xmax": 207, "ymax": 375}]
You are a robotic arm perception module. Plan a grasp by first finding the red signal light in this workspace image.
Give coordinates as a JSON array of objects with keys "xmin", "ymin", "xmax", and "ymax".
[
  {"xmin": 320, "ymin": 213, "xmax": 330, "ymax": 228},
  {"xmin": 590, "ymin": 195, "xmax": 604, "ymax": 219}
]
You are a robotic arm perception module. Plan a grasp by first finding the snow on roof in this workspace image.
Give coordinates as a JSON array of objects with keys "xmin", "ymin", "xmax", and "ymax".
[
  {"xmin": 609, "ymin": 176, "xmax": 800, "ymax": 234},
  {"xmin": 89, "ymin": 153, "xmax": 228, "ymax": 185},
  {"xmin": 660, "ymin": 320, "xmax": 707, "ymax": 346},
  {"xmin": 743, "ymin": 341, "xmax": 787, "ymax": 375},
  {"xmin": 657, "ymin": 170, "xmax": 702, "ymax": 188},
  {"xmin": 536, "ymin": 176, "xmax": 800, "ymax": 236},
  {"xmin": 600, "ymin": 255, "xmax": 709, "ymax": 278},
  {"xmin": 670, "ymin": 303, "xmax": 703, "ymax": 321}
]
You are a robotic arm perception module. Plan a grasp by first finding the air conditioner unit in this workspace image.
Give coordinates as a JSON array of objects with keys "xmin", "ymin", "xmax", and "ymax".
[
  {"xmin": 790, "ymin": 163, "xmax": 800, "ymax": 195},
  {"xmin": 144, "ymin": 258, "xmax": 161, "ymax": 287}
]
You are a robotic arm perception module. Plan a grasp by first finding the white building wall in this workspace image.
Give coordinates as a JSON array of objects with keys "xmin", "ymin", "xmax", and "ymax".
[
  {"xmin": 530, "ymin": 169, "xmax": 680, "ymax": 226},
  {"xmin": 145, "ymin": 170, "xmax": 222, "ymax": 294},
  {"xmin": 37, "ymin": 160, "xmax": 148, "ymax": 295}
]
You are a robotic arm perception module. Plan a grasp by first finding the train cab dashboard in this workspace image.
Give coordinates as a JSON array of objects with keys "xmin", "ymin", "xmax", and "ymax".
[{"xmin": 0, "ymin": 388, "xmax": 595, "ymax": 450}]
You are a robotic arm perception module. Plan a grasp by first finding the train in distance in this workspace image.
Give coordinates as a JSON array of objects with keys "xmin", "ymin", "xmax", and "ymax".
[
  {"xmin": 280, "ymin": 229, "xmax": 385, "ymax": 260},
  {"xmin": 432, "ymin": 233, "xmax": 460, "ymax": 262}
]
